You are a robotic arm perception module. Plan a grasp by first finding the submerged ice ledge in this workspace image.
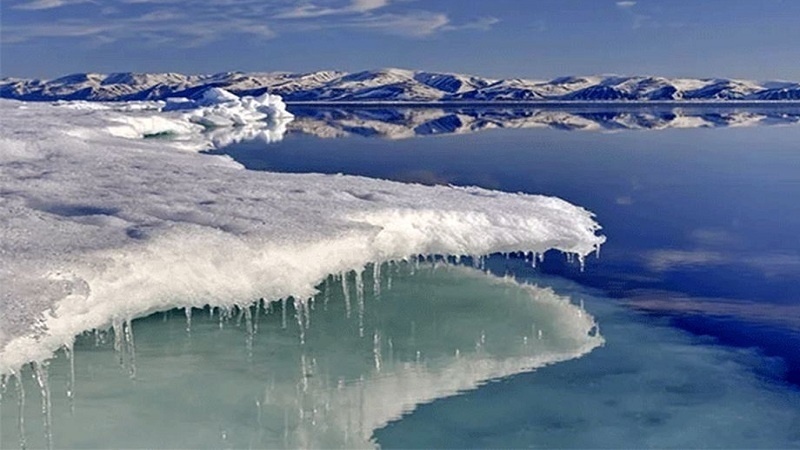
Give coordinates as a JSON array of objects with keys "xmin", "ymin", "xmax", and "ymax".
[
  {"xmin": 0, "ymin": 96, "xmax": 604, "ymax": 374},
  {"xmin": 1, "ymin": 264, "xmax": 604, "ymax": 449}
]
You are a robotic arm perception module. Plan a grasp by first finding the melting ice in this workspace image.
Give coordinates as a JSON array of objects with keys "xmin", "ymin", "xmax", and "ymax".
[{"xmin": 0, "ymin": 94, "xmax": 603, "ymax": 376}]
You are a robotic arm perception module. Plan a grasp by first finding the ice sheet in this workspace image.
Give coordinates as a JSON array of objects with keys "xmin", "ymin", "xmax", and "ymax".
[{"xmin": 0, "ymin": 96, "xmax": 604, "ymax": 374}]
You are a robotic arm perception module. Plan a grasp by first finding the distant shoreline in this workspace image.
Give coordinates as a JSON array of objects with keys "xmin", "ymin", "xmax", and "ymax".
[{"xmin": 5, "ymin": 97, "xmax": 800, "ymax": 109}]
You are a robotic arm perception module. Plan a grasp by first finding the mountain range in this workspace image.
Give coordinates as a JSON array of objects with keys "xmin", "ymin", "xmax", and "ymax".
[{"xmin": 3, "ymin": 69, "xmax": 800, "ymax": 103}]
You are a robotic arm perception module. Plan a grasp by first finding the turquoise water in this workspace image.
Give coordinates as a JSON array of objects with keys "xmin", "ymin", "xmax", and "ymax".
[{"xmin": 2, "ymin": 264, "xmax": 798, "ymax": 448}]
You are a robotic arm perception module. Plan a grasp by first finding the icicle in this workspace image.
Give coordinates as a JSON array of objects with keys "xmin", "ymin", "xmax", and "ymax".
[
  {"xmin": 64, "ymin": 344, "xmax": 75, "ymax": 414},
  {"xmin": 0, "ymin": 374, "xmax": 6, "ymax": 448},
  {"xmin": 33, "ymin": 362, "xmax": 53, "ymax": 450},
  {"xmin": 341, "ymin": 271, "xmax": 352, "ymax": 319},
  {"xmin": 372, "ymin": 263, "xmax": 381, "ymax": 298},
  {"xmin": 124, "ymin": 319, "xmax": 136, "ymax": 379},
  {"xmin": 304, "ymin": 297, "xmax": 312, "ymax": 330},
  {"xmin": 578, "ymin": 254, "xmax": 586, "ymax": 272},
  {"xmin": 235, "ymin": 306, "xmax": 244, "ymax": 327},
  {"xmin": 386, "ymin": 266, "xmax": 393, "ymax": 291},
  {"xmin": 323, "ymin": 278, "xmax": 330, "ymax": 310},
  {"xmin": 281, "ymin": 298, "xmax": 288, "ymax": 329},
  {"xmin": 112, "ymin": 319, "xmax": 124, "ymax": 367},
  {"xmin": 300, "ymin": 354, "xmax": 310, "ymax": 393},
  {"xmin": 184, "ymin": 307, "xmax": 192, "ymax": 334},
  {"xmin": 594, "ymin": 243, "xmax": 601, "ymax": 259},
  {"xmin": 219, "ymin": 308, "xmax": 225, "ymax": 330},
  {"xmin": 209, "ymin": 307, "xmax": 214, "ymax": 319},
  {"xmin": 244, "ymin": 307, "xmax": 254, "ymax": 360},
  {"xmin": 15, "ymin": 373, "xmax": 27, "ymax": 450},
  {"xmin": 294, "ymin": 299, "xmax": 306, "ymax": 345},
  {"xmin": 373, "ymin": 331, "xmax": 382, "ymax": 373},
  {"xmin": 355, "ymin": 269, "xmax": 365, "ymax": 338},
  {"xmin": 253, "ymin": 301, "xmax": 261, "ymax": 333}
]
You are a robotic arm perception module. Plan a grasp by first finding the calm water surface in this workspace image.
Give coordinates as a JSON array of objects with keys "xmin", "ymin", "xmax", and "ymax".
[
  {"xmin": 2, "ymin": 107, "xmax": 799, "ymax": 448},
  {"xmin": 212, "ymin": 107, "xmax": 800, "ymax": 385}
]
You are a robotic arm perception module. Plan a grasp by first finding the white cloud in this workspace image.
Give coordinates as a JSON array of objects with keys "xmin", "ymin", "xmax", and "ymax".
[
  {"xmin": 345, "ymin": 12, "xmax": 450, "ymax": 37},
  {"xmin": 13, "ymin": 0, "xmax": 92, "ymax": 10},
  {"xmin": 443, "ymin": 16, "xmax": 500, "ymax": 32},
  {"xmin": 5, "ymin": 0, "xmax": 496, "ymax": 45},
  {"xmin": 616, "ymin": 1, "xmax": 636, "ymax": 8},
  {"xmin": 350, "ymin": 0, "xmax": 388, "ymax": 13},
  {"xmin": 274, "ymin": 0, "xmax": 390, "ymax": 19}
]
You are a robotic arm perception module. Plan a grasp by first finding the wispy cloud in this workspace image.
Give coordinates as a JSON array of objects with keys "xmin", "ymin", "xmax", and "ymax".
[
  {"xmin": 343, "ymin": 12, "xmax": 451, "ymax": 37},
  {"xmin": 4, "ymin": 0, "xmax": 498, "ymax": 44},
  {"xmin": 616, "ymin": 1, "xmax": 636, "ymax": 8},
  {"xmin": 13, "ymin": 0, "xmax": 93, "ymax": 10},
  {"xmin": 274, "ymin": 0, "xmax": 389, "ymax": 19}
]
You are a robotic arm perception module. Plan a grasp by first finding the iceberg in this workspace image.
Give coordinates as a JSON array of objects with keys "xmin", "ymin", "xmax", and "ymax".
[
  {"xmin": 164, "ymin": 87, "xmax": 294, "ymax": 128},
  {"xmin": 0, "ymin": 95, "xmax": 604, "ymax": 375}
]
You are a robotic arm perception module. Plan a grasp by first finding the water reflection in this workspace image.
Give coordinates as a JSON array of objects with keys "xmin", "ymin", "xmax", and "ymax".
[
  {"xmin": 205, "ymin": 114, "xmax": 800, "ymax": 387},
  {"xmin": 0, "ymin": 264, "xmax": 601, "ymax": 449},
  {"xmin": 287, "ymin": 106, "xmax": 800, "ymax": 139},
  {"xmin": 203, "ymin": 116, "xmax": 292, "ymax": 148}
]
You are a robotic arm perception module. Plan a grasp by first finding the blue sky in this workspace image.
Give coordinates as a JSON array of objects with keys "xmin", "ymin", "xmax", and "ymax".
[{"xmin": 1, "ymin": 0, "xmax": 799, "ymax": 80}]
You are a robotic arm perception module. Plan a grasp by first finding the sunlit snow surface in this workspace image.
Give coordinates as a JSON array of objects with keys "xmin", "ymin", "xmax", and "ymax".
[{"xmin": 0, "ymin": 95, "xmax": 603, "ymax": 375}]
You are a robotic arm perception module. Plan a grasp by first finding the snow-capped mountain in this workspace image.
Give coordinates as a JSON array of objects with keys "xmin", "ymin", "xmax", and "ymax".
[{"xmin": 2, "ymin": 69, "xmax": 799, "ymax": 102}]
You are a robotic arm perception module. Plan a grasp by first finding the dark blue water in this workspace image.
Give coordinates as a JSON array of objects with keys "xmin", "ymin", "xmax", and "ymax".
[{"xmin": 209, "ymin": 107, "xmax": 800, "ymax": 386}]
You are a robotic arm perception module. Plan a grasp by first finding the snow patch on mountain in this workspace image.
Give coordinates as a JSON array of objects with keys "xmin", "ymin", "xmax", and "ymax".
[{"xmin": 2, "ymin": 70, "xmax": 799, "ymax": 103}]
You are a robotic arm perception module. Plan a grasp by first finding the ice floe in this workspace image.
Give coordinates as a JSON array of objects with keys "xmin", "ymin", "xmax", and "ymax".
[{"xmin": 0, "ymin": 95, "xmax": 603, "ymax": 374}]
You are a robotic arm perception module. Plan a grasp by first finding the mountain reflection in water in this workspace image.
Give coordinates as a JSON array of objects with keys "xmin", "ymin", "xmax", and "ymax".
[{"xmin": 285, "ymin": 106, "xmax": 800, "ymax": 139}]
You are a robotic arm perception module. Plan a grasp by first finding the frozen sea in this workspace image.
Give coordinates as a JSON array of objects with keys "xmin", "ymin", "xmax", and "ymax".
[{"xmin": 2, "ymin": 103, "xmax": 800, "ymax": 448}]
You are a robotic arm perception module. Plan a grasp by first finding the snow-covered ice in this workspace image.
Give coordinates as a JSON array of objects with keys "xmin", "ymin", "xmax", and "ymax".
[{"xmin": 0, "ymin": 94, "xmax": 604, "ymax": 374}]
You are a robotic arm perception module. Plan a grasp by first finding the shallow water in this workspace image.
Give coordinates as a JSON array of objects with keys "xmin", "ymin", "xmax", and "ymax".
[
  {"xmin": 2, "ymin": 264, "xmax": 797, "ymax": 448},
  {"xmin": 1, "ymin": 264, "xmax": 604, "ymax": 448}
]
